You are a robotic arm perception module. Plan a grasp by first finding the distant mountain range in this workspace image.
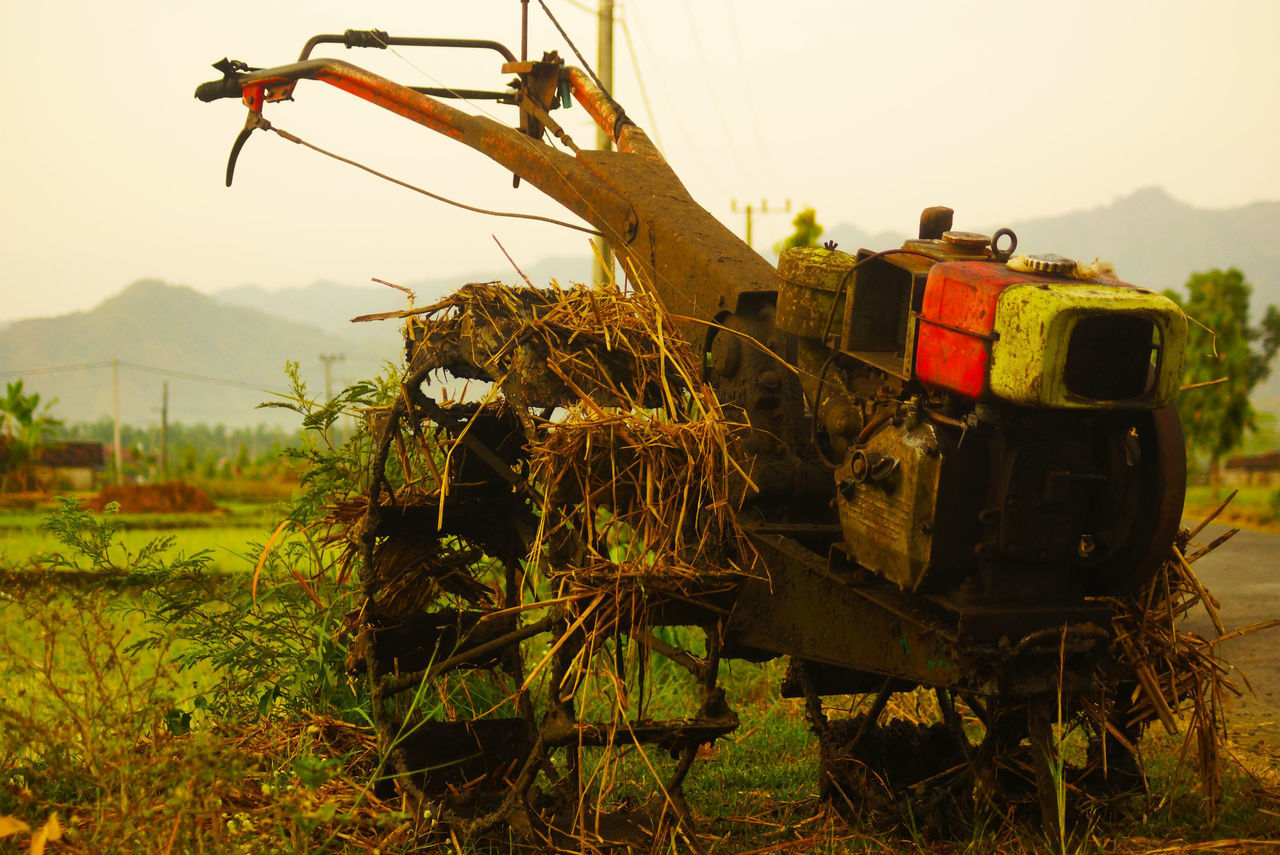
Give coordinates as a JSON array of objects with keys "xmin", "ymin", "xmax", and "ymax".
[
  {"xmin": 0, "ymin": 280, "xmax": 385, "ymax": 428},
  {"xmin": 2, "ymin": 188, "xmax": 1277, "ymax": 426},
  {"xmin": 216, "ymin": 255, "xmax": 591, "ymax": 338}
]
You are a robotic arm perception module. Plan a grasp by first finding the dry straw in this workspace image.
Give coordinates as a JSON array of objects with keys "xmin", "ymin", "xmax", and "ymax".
[
  {"xmin": 396, "ymin": 279, "xmax": 761, "ymax": 601},
  {"xmin": 332, "ymin": 278, "xmax": 760, "ymax": 847},
  {"xmin": 1102, "ymin": 494, "xmax": 1279, "ymax": 819}
]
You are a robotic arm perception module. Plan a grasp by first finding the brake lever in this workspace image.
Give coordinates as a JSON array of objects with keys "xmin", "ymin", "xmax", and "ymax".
[{"xmin": 225, "ymin": 107, "xmax": 268, "ymax": 187}]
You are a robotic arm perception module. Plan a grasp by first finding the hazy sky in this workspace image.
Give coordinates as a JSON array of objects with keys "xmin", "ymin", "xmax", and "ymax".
[{"xmin": 4, "ymin": 0, "xmax": 1279, "ymax": 322}]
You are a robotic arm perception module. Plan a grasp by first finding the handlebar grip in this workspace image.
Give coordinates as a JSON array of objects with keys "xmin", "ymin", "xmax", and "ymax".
[{"xmin": 194, "ymin": 77, "xmax": 244, "ymax": 102}]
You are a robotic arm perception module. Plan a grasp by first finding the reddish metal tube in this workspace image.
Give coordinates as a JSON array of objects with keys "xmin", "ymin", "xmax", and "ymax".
[
  {"xmin": 564, "ymin": 67, "xmax": 660, "ymax": 160},
  {"xmin": 241, "ymin": 59, "xmax": 637, "ymax": 244},
  {"xmin": 229, "ymin": 56, "xmax": 783, "ymax": 336}
]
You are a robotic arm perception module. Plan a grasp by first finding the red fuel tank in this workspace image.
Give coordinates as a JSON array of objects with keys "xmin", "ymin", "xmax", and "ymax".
[{"xmin": 914, "ymin": 261, "xmax": 1023, "ymax": 399}]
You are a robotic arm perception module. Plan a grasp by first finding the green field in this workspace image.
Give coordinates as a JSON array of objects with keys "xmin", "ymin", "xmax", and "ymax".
[
  {"xmin": 0, "ymin": 500, "xmax": 280, "ymax": 576},
  {"xmin": 1185, "ymin": 484, "xmax": 1280, "ymax": 531}
]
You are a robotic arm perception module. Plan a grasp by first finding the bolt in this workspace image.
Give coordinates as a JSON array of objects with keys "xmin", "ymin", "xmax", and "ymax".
[
  {"xmin": 757, "ymin": 370, "xmax": 781, "ymax": 391},
  {"xmin": 850, "ymin": 455, "xmax": 868, "ymax": 480}
]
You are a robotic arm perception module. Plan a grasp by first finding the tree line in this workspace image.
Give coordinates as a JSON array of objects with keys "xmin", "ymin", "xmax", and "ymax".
[
  {"xmin": 57, "ymin": 420, "xmax": 304, "ymax": 481},
  {"xmin": 1166, "ymin": 268, "xmax": 1280, "ymax": 482}
]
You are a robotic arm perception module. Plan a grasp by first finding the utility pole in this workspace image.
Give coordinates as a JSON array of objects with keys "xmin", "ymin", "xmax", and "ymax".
[
  {"xmin": 319, "ymin": 353, "xmax": 345, "ymax": 401},
  {"xmin": 730, "ymin": 199, "xmax": 791, "ymax": 250},
  {"xmin": 592, "ymin": 0, "xmax": 615, "ymax": 286},
  {"xmin": 160, "ymin": 381, "xmax": 169, "ymax": 481},
  {"xmin": 111, "ymin": 358, "xmax": 123, "ymax": 485}
]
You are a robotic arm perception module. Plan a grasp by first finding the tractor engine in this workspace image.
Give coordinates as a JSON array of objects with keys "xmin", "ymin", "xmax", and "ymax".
[{"xmin": 767, "ymin": 208, "xmax": 1187, "ymax": 604}]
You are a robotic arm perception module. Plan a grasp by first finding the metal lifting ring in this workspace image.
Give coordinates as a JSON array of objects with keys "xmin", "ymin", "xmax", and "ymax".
[{"xmin": 991, "ymin": 227, "xmax": 1018, "ymax": 262}]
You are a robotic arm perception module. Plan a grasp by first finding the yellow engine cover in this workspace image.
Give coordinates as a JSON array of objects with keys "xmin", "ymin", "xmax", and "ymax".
[{"xmin": 989, "ymin": 283, "xmax": 1186, "ymax": 409}]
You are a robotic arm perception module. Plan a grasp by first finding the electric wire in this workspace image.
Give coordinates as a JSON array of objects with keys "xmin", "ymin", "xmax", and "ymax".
[
  {"xmin": 554, "ymin": 0, "xmax": 666, "ymax": 151},
  {"xmin": 365, "ymin": 32, "xmax": 626, "ymax": 249},
  {"xmin": 537, "ymin": 0, "xmax": 614, "ymax": 108},
  {"xmin": 116, "ymin": 361, "xmax": 282, "ymax": 392},
  {"xmin": 266, "ymin": 121, "xmax": 602, "ymax": 237},
  {"xmin": 723, "ymin": 0, "xmax": 781, "ymax": 189},
  {"xmin": 682, "ymin": 0, "xmax": 753, "ymax": 188},
  {"xmin": 289, "ymin": 31, "xmax": 625, "ymax": 286},
  {"xmin": 269, "ymin": 12, "xmax": 790, "ymax": 380},
  {"xmin": 0, "ymin": 359, "xmax": 281, "ymax": 393},
  {"xmin": 617, "ymin": 9, "xmax": 665, "ymax": 152},
  {"xmin": 623, "ymin": 4, "xmax": 730, "ymax": 198},
  {"xmin": 0, "ymin": 360, "xmax": 114, "ymax": 377},
  {"xmin": 366, "ymin": 13, "xmax": 770, "ymax": 332}
]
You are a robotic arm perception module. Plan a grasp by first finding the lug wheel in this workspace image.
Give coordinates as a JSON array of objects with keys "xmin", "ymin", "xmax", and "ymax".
[
  {"xmin": 798, "ymin": 671, "xmax": 1144, "ymax": 836},
  {"xmin": 346, "ymin": 284, "xmax": 747, "ymax": 848}
]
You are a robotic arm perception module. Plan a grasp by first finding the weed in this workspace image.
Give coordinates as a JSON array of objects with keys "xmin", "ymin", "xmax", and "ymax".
[{"xmin": 0, "ymin": 591, "xmax": 424, "ymax": 851}]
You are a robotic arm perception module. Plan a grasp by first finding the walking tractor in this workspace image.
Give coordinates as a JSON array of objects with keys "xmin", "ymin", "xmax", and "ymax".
[{"xmin": 198, "ymin": 10, "xmax": 1199, "ymax": 846}]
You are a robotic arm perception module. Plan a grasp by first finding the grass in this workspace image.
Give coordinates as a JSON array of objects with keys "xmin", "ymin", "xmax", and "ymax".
[
  {"xmin": 3, "ymin": 588, "xmax": 1280, "ymax": 853},
  {"xmin": 2, "ymin": 498, "xmax": 1280, "ymax": 852},
  {"xmin": 1184, "ymin": 485, "xmax": 1280, "ymax": 531},
  {"xmin": 0, "ymin": 499, "xmax": 280, "ymax": 576},
  {"xmin": 0, "ymin": 588, "xmax": 405, "ymax": 853},
  {"xmin": 0, "ymin": 499, "xmax": 278, "ymax": 531}
]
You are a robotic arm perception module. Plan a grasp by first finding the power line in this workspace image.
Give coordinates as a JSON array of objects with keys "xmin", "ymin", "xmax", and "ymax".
[
  {"xmin": 0, "ymin": 360, "xmax": 114, "ymax": 377},
  {"xmin": 366, "ymin": 31, "xmax": 623, "ymax": 249},
  {"xmin": 616, "ymin": 9, "xmax": 664, "ymax": 151},
  {"xmin": 723, "ymin": 0, "xmax": 781, "ymax": 189},
  {"xmin": 624, "ymin": 4, "xmax": 730, "ymax": 198},
  {"xmin": 116, "ymin": 361, "xmax": 280, "ymax": 393},
  {"xmin": 555, "ymin": 1, "xmax": 667, "ymax": 154},
  {"xmin": 0, "ymin": 359, "xmax": 282, "ymax": 393},
  {"xmin": 682, "ymin": 0, "xmax": 753, "ymax": 188}
]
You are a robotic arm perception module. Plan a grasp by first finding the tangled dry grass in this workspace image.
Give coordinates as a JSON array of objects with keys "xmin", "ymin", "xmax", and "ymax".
[
  {"xmin": 327, "ymin": 279, "xmax": 766, "ymax": 846},
  {"xmin": 384, "ymin": 278, "xmax": 762, "ymax": 603},
  {"xmin": 1103, "ymin": 495, "xmax": 1280, "ymax": 819}
]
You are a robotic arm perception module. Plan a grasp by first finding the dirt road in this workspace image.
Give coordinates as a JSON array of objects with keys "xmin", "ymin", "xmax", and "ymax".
[{"xmin": 1181, "ymin": 524, "xmax": 1280, "ymax": 742}]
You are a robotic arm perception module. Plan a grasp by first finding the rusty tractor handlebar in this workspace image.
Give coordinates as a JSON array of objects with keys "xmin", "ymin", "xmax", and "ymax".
[{"xmin": 195, "ymin": 39, "xmax": 784, "ymax": 344}]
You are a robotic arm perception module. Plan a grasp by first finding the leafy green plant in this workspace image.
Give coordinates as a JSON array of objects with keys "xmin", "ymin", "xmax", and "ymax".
[
  {"xmin": 37, "ymin": 496, "xmax": 212, "ymax": 582},
  {"xmin": 0, "ymin": 379, "xmax": 61, "ymax": 493},
  {"xmin": 261, "ymin": 360, "xmax": 398, "ymax": 525},
  {"xmin": 0, "ymin": 590, "xmax": 225, "ymax": 841},
  {"xmin": 0, "ymin": 587, "xmax": 421, "ymax": 852},
  {"xmin": 119, "ymin": 363, "xmax": 400, "ymax": 719},
  {"xmin": 21, "ymin": 363, "xmax": 401, "ymax": 722}
]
